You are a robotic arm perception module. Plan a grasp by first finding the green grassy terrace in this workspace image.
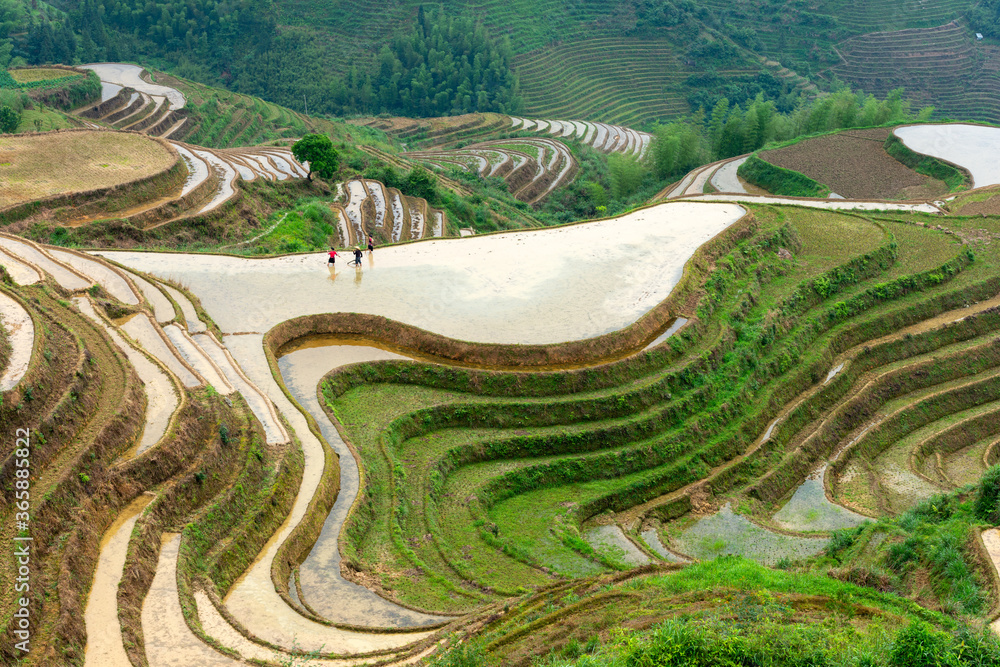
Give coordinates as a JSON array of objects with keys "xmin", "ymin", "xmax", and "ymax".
[{"xmin": 315, "ymin": 203, "xmax": 1000, "ymax": 618}]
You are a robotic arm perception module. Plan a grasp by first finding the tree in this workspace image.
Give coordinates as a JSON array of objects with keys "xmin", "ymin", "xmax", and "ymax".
[
  {"xmin": 0, "ymin": 106, "xmax": 20, "ymax": 133},
  {"xmin": 608, "ymin": 153, "xmax": 648, "ymax": 200},
  {"xmin": 291, "ymin": 133, "xmax": 338, "ymax": 181},
  {"xmin": 405, "ymin": 167, "xmax": 438, "ymax": 202}
]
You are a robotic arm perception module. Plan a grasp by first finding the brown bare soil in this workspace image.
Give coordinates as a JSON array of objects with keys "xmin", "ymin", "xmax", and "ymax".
[
  {"xmin": 0, "ymin": 131, "xmax": 175, "ymax": 208},
  {"xmin": 9, "ymin": 68, "xmax": 83, "ymax": 83},
  {"xmin": 760, "ymin": 128, "xmax": 948, "ymax": 201}
]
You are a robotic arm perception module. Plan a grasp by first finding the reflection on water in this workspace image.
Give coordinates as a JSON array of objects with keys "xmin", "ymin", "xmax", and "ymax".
[
  {"xmin": 98, "ymin": 201, "xmax": 745, "ymax": 343},
  {"xmin": 278, "ymin": 342, "xmax": 445, "ymax": 627},
  {"xmin": 643, "ymin": 317, "xmax": 688, "ymax": 350}
]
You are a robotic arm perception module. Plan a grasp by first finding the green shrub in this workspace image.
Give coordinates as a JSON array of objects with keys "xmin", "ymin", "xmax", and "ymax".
[
  {"xmin": 0, "ymin": 105, "xmax": 19, "ymax": 133},
  {"xmin": 884, "ymin": 133, "xmax": 970, "ymax": 192},
  {"xmin": 428, "ymin": 642, "xmax": 486, "ymax": 667},
  {"xmin": 973, "ymin": 465, "xmax": 1000, "ymax": 524},
  {"xmin": 737, "ymin": 154, "xmax": 830, "ymax": 197},
  {"xmin": 889, "ymin": 622, "xmax": 954, "ymax": 667}
]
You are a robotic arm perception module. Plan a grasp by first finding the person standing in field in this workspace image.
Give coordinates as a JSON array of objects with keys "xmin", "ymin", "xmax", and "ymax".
[
  {"xmin": 367, "ymin": 234, "xmax": 375, "ymax": 253},
  {"xmin": 327, "ymin": 247, "xmax": 338, "ymax": 266}
]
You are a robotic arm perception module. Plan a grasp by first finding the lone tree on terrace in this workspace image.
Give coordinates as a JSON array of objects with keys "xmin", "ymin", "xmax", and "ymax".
[{"xmin": 292, "ymin": 133, "xmax": 339, "ymax": 181}]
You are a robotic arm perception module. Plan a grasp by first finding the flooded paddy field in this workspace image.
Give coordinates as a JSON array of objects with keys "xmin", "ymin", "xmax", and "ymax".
[{"xmin": 98, "ymin": 201, "xmax": 745, "ymax": 342}]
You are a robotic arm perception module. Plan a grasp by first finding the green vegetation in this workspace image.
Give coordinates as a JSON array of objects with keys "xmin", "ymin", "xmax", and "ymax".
[
  {"xmin": 818, "ymin": 483, "xmax": 996, "ymax": 618},
  {"xmin": 883, "ymin": 133, "xmax": 971, "ymax": 192},
  {"xmin": 0, "ymin": 103, "xmax": 17, "ymax": 132},
  {"xmin": 319, "ymin": 207, "xmax": 988, "ymax": 612},
  {"xmin": 427, "ymin": 557, "xmax": 996, "ymax": 666},
  {"xmin": 738, "ymin": 154, "xmax": 831, "ymax": 197},
  {"xmin": 292, "ymin": 133, "xmax": 339, "ymax": 181},
  {"xmin": 242, "ymin": 202, "xmax": 338, "ymax": 255},
  {"xmin": 343, "ymin": 7, "xmax": 522, "ymax": 116},
  {"xmin": 0, "ymin": 0, "xmax": 985, "ymax": 125}
]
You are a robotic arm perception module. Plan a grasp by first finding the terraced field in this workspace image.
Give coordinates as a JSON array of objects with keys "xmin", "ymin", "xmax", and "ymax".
[
  {"xmin": 355, "ymin": 112, "xmax": 512, "ymax": 149},
  {"xmin": 0, "ymin": 130, "xmax": 176, "ymax": 209},
  {"xmin": 6, "ymin": 116, "xmax": 1000, "ymax": 664},
  {"xmin": 331, "ymin": 177, "xmax": 447, "ymax": 244},
  {"xmin": 76, "ymin": 64, "xmax": 344, "ymax": 148},
  {"xmin": 513, "ymin": 36, "xmax": 763, "ymax": 126},
  {"xmin": 509, "ymin": 117, "xmax": 651, "ymax": 157},
  {"xmin": 316, "ymin": 205, "xmax": 997, "ymax": 612},
  {"xmin": 758, "ymin": 127, "xmax": 952, "ymax": 200},
  {"xmin": 406, "ymin": 137, "xmax": 577, "ymax": 204},
  {"xmin": 0, "ymin": 130, "xmax": 316, "ymax": 235},
  {"xmin": 826, "ymin": 22, "xmax": 1000, "ymax": 125}
]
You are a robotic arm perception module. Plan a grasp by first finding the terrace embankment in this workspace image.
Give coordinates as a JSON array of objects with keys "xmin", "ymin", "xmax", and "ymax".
[
  {"xmin": 0, "ymin": 130, "xmax": 177, "ymax": 213},
  {"xmin": 306, "ymin": 204, "xmax": 1000, "ymax": 616}
]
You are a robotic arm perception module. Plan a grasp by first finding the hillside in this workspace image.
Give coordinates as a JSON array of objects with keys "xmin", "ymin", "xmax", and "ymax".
[
  {"xmin": 9, "ymin": 56, "xmax": 1000, "ymax": 667},
  {"xmin": 8, "ymin": 0, "xmax": 1000, "ymax": 126}
]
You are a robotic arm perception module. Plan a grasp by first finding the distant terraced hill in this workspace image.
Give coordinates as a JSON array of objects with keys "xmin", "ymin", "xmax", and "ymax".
[{"xmin": 268, "ymin": 0, "xmax": 996, "ymax": 125}]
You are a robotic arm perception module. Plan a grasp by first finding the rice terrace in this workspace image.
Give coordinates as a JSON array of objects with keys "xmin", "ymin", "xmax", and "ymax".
[{"xmin": 11, "ymin": 1, "xmax": 1000, "ymax": 664}]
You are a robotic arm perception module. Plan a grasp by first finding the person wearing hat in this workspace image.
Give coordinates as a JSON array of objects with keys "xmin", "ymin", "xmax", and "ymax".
[{"xmin": 353, "ymin": 246, "xmax": 363, "ymax": 266}]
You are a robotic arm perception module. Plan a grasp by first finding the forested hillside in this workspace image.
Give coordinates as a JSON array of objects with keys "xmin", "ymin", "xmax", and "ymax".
[{"xmin": 2, "ymin": 0, "xmax": 999, "ymax": 124}]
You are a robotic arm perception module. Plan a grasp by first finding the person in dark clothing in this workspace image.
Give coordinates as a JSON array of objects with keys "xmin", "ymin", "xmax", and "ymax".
[
  {"xmin": 353, "ymin": 247, "xmax": 363, "ymax": 265},
  {"xmin": 368, "ymin": 234, "xmax": 375, "ymax": 253}
]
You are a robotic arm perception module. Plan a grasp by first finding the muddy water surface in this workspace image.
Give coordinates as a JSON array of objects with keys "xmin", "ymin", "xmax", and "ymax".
[
  {"xmin": 84, "ymin": 495, "xmax": 152, "ymax": 667},
  {"xmin": 76, "ymin": 298, "xmax": 177, "ymax": 455},
  {"xmin": 0, "ymin": 292, "xmax": 33, "ymax": 391},
  {"xmin": 278, "ymin": 341, "xmax": 446, "ymax": 626},
  {"xmin": 895, "ymin": 124, "xmax": 1000, "ymax": 188},
  {"xmin": 50, "ymin": 249, "xmax": 139, "ymax": 304},
  {"xmin": 119, "ymin": 314, "xmax": 200, "ymax": 387},
  {"xmin": 221, "ymin": 335, "xmax": 438, "ymax": 650},
  {"xmin": 143, "ymin": 534, "xmax": 240, "ymax": 666},
  {"xmin": 0, "ymin": 249, "xmax": 41, "ymax": 285},
  {"xmin": 99, "ymin": 201, "xmax": 745, "ymax": 343}
]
